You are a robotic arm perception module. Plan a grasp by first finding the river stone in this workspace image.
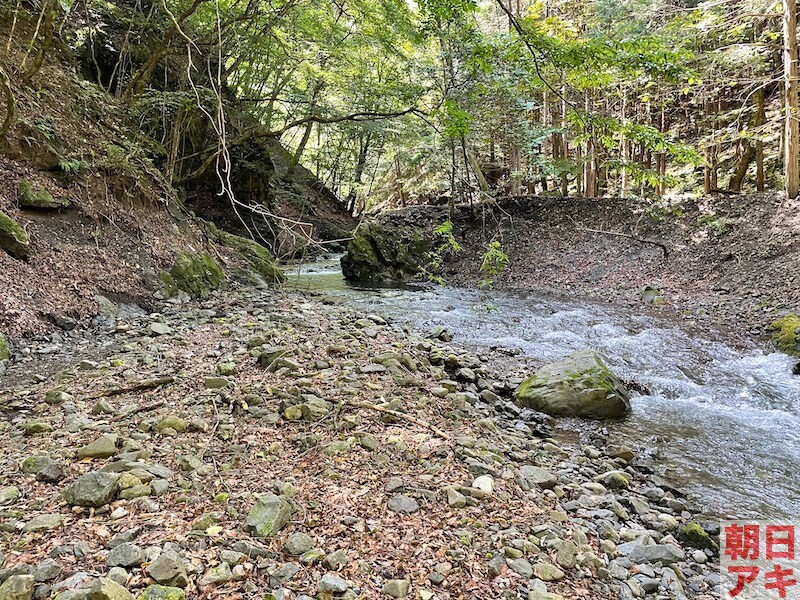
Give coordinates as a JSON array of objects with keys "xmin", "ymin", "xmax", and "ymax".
[
  {"xmin": 527, "ymin": 593, "xmax": 564, "ymax": 600},
  {"xmin": 107, "ymin": 543, "xmax": 144, "ymax": 568},
  {"xmin": 387, "ymin": 494, "xmax": 419, "ymax": 514},
  {"xmin": 136, "ymin": 585, "xmax": 185, "ymax": 600},
  {"xmin": 382, "ymin": 579, "xmax": 410, "ymax": 598},
  {"xmin": 627, "ymin": 543, "xmax": 685, "ymax": 565},
  {"xmin": 319, "ymin": 574, "xmax": 349, "ymax": 593},
  {"xmin": 64, "ymin": 472, "xmax": 120, "ymax": 507},
  {"xmin": 471, "ymin": 475, "xmax": 494, "ymax": 496},
  {"xmin": 22, "ymin": 513, "xmax": 65, "ymax": 532},
  {"xmin": 0, "ymin": 210, "xmax": 29, "ymax": 259},
  {"xmin": 678, "ymin": 522, "xmax": 719, "ymax": 554},
  {"xmin": 145, "ymin": 550, "xmax": 188, "ymax": 587},
  {"xmin": 519, "ymin": 466, "xmax": 557, "ymax": 490},
  {"xmin": 0, "ymin": 486, "xmax": 20, "ymax": 505},
  {"xmin": 533, "ymin": 562, "xmax": 565, "ymax": 581},
  {"xmin": 0, "ymin": 574, "xmax": 34, "ymax": 600},
  {"xmin": 88, "ymin": 577, "xmax": 133, "ymax": 600},
  {"xmin": 243, "ymin": 494, "xmax": 293, "ymax": 537},
  {"xmin": 77, "ymin": 434, "xmax": 119, "ymax": 459},
  {"xmin": 149, "ymin": 323, "xmax": 171, "ymax": 336},
  {"xmin": 21, "ymin": 455, "xmax": 53, "ymax": 475},
  {"xmin": 18, "ymin": 180, "xmax": 67, "ymax": 209},
  {"xmin": 555, "ymin": 540, "xmax": 578, "ymax": 569},
  {"xmin": 506, "ymin": 558, "xmax": 533, "ymax": 578},
  {"xmin": 283, "ymin": 532, "xmax": 314, "ymax": 555},
  {"xmin": 446, "ymin": 487, "xmax": 467, "ymax": 508},
  {"xmin": 199, "ymin": 562, "xmax": 232, "ymax": 585},
  {"xmin": 33, "ymin": 558, "xmax": 62, "ymax": 582},
  {"xmin": 514, "ymin": 349, "xmax": 631, "ymax": 419}
]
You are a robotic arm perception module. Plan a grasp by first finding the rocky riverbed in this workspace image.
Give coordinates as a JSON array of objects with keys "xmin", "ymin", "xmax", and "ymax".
[{"xmin": 0, "ymin": 285, "xmax": 720, "ymax": 600}]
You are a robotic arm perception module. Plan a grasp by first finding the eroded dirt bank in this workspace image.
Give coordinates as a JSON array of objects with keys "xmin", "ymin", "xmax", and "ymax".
[{"xmin": 0, "ymin": 285, "xmax": 718, "ymax": 600}]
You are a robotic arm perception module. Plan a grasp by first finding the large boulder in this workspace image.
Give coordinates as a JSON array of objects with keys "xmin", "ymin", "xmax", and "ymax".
[
  {"xmin": 17, "ymin": 180, "xmax": 70, "ymax": 209},
  {"xmin": 63, "ymin": 471, "xmax": 120, "ymax": 507},
  {"xmin": 514, "ymin": 349, "xmax": 631, "ymax": 419},
  {"xmin": 341, "ymin": 222, "xmax": 430, "ymax": 282},
  {"xmin": 0, "ymin": 574, "xmax": 34, "ymax": 600},
  {"xmin": 0, "ymin": 210, "xmax": 29, "ymax": 259},
  {"xmin": 769, "ymin": 314, "xmax": 800, "ymax": 357},
  {"xmin": 159, "ymin": 252, "xmax": 224, "ymax": 299},
  {"xmin": 206, "ymin": 223, "xmax": 285, "ymax": 284},
  {"xmin": 243, "ymin": 493, "xmax": 293, "ymax": 537}
]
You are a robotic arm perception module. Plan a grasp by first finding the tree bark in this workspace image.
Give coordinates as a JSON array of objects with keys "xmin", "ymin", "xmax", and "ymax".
[{"xmin": 784, "ymin": 0, "xmax": 799, "ymax": 198}]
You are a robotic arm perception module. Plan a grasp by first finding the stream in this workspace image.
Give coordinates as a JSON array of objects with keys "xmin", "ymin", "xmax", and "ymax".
[{"xmin": 286, "ymin": 256, "xmax": 800, "ymax": 520}]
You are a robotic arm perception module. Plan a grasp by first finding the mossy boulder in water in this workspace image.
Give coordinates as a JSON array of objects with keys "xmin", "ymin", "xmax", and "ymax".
[
  {"xmin": 0, "ymin": 210, "xmax": 29, "ymax": 259},
  {"xmin": 341, "ymin": 222, "xmax": 430, "ymax": 282},
  {"xmin": 769, "ymin": 314, "xmax": 800, "ymax": 357},
  {"xmin": 515, "ymin": 349, "xmax": 631, "ymax": 419},
  {"xmin": 206, "ymin": 223, "xmax": 284, "ymax": 284},
  {"xmin": 17, "ymin": 180, "xmax": 70, "ymax": 209},
  {"xmin": 0, "ymin": 332, "xmax": 8, "ymax": 360},
  {"xmin": 160, "ymin": 252, "xmax": 224, "ymax": 299}
]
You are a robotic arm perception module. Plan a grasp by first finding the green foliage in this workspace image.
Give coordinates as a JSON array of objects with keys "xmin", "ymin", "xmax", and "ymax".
[
  {"xmin": 478, "ymin": 240, "xmax": 509, "ymax": 288},
  {"xmin": 698, "ymin": 213, "xmax": 736, "ymax": 236},
  {"xmin": 419, "ymin": 220, "xmax": 460, "ymax": 285},
  {"xmin": 57, "ymin": 157, "xmax": 87, "ymax": 174},
  {"xmin": 644, "ymin": 198, "xmax": 683, "ymax": 223}
]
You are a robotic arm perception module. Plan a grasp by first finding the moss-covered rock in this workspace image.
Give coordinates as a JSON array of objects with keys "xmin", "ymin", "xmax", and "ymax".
[
  {"xmin": 17, "ymin": 180, "xmax": 70, "ymax": 209},
  {"xmin": 678, "ymin": 522, "xmax": 719, "ymax": 555},
  {"xmin": 137, "ymin": 584, "xmax": 186, "ymax": 600},
  {"xmin": 769, "ymin": 314, "xmax": 800, "ymax": 357},
  {"xmin": 514, "ymin": 349, "xmax": 631, "ymax": 419},
  {"xmin": 341, "ymin": 222, "xmax": 430, "ymax": 282},
  {"xmin": 0, "ymin": 210, "xmax": 29, "ymax": 259},
  {"xmin": 206, "ymin": 223, "xmax": 284, "ymax": 283},
  {"xmin": 0, "ymin": 332, "xmax": 8, "ymax": 361},
  {"xmin": 159, "ymin": 252, "xmax": 224, "ymax": 299}
]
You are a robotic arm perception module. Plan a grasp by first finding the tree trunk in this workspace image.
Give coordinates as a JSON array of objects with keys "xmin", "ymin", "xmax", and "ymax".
[
  {"xmin": 346, "ymin": 134, "xmax": 372, "ymax": 214},
  {"xmin": 560, "ymin": 91, "xmax": 568, "ymax": 196},
  {"xmin": 755, "ymin": 89, "xmax": 766, "ymax": 191},
  {"xmin": 784, "ymin": 0, "xmax": 799, "ymax": 198},
  {"xmin": 288, "ymin": 79, "xmax": 324, "ymax": 176}
]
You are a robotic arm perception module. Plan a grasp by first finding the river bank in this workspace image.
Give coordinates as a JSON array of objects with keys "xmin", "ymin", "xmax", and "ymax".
[
  {"xmin": 343, "ymin": 193, "xmax": 800, "ymax": 350},
  {"xmin": 0, "ymin": 283, "xmax": 719, "ymax": 600}
]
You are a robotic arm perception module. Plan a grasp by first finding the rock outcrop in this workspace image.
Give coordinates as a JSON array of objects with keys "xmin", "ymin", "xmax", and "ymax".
[{"xmin": 0, "ymin": 210, "xmax": 29, "ymax": 259}]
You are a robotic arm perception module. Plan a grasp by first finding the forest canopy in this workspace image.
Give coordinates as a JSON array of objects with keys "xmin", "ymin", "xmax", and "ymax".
[{"xmin": 1, "ymin": 0, "xmax": 796, "ymax": 214}]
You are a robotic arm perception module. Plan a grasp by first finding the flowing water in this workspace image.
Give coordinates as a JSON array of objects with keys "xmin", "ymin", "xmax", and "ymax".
[{"xmin": 286, "ymin": 256, "xmax": 800, "ymax": 520}]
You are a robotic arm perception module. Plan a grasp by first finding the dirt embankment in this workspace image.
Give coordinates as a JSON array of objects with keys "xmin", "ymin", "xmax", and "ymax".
[
  {"xmin": 0, "ymin": 24, "xmax": 353, "ymax": 339},
  {"xmin": 355, "ymin": 193, "xmax": 800, "ymax": 344}
]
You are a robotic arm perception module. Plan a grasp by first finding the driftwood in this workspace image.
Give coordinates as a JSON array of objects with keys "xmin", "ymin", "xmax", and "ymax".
[
  {"xmin": 87, "ymin": 376, "xmax": 176, "ymax": 400},
  {"xmin": 578, "ymin": 226, "xmax": 669, "ymax": 258},
  {"xmin": 343, "ymin": 398, "xmax": 450, "ymax": 440},
  {"xmin": 120, "ymin": 400, "xmax": 167, "ymax": 417}
]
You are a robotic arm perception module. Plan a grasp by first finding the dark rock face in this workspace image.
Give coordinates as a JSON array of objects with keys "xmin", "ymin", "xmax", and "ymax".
[{"xmin": 341, "ymin": 222, "xmax": 431, "ymax": 282}]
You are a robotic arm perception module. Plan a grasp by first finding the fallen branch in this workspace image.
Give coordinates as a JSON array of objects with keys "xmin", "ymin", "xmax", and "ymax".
[
  {"xmin": 577, "ymin": 226, "xmax": 669, "ymax": 258},
  {"xmin": 342, "ymin": 398, "xmax": 450, "ymax": 440},
  {"xmin": 86, "ymin": 376, "xmax": 176, "ymax": 400},
  {"xmin": 120, "ymin": 400, "xmax": 167, "ymax": 417}
]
